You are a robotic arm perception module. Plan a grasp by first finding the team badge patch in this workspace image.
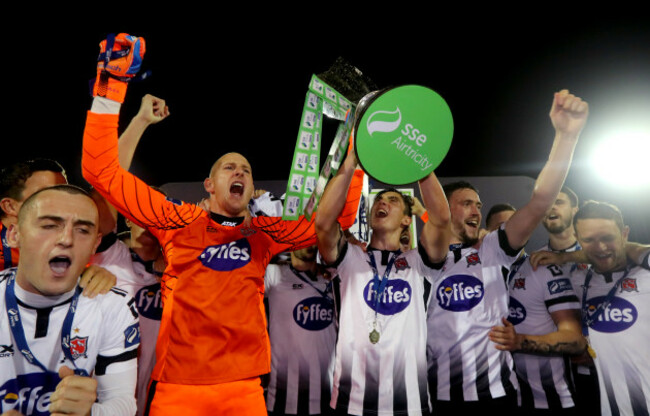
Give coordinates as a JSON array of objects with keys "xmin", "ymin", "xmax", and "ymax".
[
  {"xmin": 394, "ymin": 257, "xmax": 410, "ymax": 271},
  {"xmin": 466, "ymin": 253, "xmax": 481, "ymax": 267},
  {"xmin": 165, "ymin": 196, "xmax": 183, "ymax": 206},
  {"xmin": 548, "ymin": 278, "xmax": 573, "ymax": 295},
  {"xmin": 621, "ymin": 278, "xmax": 638, "ymax": 292},
  {"xmin": 69, "ymin": 336, "xmax": 88, "ymax": 359},
  {"xmin": 124, "ymin": 323, "xmax": 141, "ymax": 348},
  {"xmin": 513, "ymin": 278, "xmax": 526, "ymax": 290}
]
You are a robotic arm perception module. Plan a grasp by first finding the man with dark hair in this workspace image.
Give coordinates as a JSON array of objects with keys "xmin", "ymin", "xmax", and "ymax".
[
  {"xmin": 428, "ymin": 89, "xmax": 589, "ymax": 415},
  {"xmin": 485, "ymin": 203, "xmax": 516, "ymax": 232},
  {"xmin": 0, "ymin": 159, "xmax": 67, "ymax": 269},
  {"xmin": 316, "ymin": 147, "xmax": 451, "ymax": 415},
  {"xmin": 491, "ymin": 186, "xmax": 597, "ymax": 415},
  {"xmin": 0, "ymin": 185, "xmax": 139, "ymax": 415},
  {"xmin": 561, "ymin": 200, "xmax": 650, "ymax": 415}
]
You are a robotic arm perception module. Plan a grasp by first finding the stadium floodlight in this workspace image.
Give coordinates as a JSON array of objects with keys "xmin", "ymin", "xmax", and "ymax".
[{"xmin": 590, "ymin": 129, "xmax": 650, "ymax": 187}]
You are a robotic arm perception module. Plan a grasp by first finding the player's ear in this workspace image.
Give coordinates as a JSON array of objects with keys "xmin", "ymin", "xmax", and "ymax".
[
  {"xmin": 622, "ymin": 225, "xmax": 630, "ymax": 241},
  {"xmin": 401, "ymin": 215, "xmax": 412, "ymax": 228},
  {"xmin": 204, "ymin": 177, "xmax": 214, "ymax": 194},
  {"xmin": 0, "ymin": 197, "xmax": 18, "ymax": 218},
  {"xmin": 6, "ymin": 224, "xmax": 19, "ymax": 248}
]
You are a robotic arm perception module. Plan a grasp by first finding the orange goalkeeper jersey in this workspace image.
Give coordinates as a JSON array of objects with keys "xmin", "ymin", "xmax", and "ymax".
[{"xmin": 82, "ymin": 112, "xmax": 362, "ymax": 385}]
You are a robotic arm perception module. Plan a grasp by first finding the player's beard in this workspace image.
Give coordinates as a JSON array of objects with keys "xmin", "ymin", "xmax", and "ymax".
[
  {"xmin": 543, "ymin": 215, "xmax": 572, "ymax": 235},
  {"xmin": 460, "ymin": 229, "xmax": 479, "ymax": 247}
]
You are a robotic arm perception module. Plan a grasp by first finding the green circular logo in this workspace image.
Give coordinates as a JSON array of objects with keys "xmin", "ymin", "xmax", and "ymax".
[{"xmin": 354, "ymin": 85, "xmax": 453, "ymax": 185}]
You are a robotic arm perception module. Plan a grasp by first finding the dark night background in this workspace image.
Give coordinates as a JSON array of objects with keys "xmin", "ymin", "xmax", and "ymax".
[{"xmin": 5, "ymin": 17, "xmax": 650, "ymax": 243}]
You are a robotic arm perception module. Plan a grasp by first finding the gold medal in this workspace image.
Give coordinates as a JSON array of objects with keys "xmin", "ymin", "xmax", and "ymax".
[
  {"xmin": 587, "ymin": 344, "xmax": 597, "ymax": 358},
  {"xmin": 369, "ymin": 329, "xmax": 380, "ymax": 344}
]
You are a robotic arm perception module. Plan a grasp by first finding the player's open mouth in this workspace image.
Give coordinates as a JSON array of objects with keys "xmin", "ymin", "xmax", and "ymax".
[
  {"xmin": 49, "ymin": 256, "xmax": 71, "ymax": 275},
  {"xmin": 376, "ymin": 209, "xmax": 388, "ymax": 218},
  {"xmin": 547, "ymin": 214, "xmax": 559, "ymax": 220},
  {"xmin": 466, "ymin": 220, "xmax": 479, "ymax": 228},
  {"xmin": 230, "ymin": 182, "xmax": 244, "ymax": 196}
]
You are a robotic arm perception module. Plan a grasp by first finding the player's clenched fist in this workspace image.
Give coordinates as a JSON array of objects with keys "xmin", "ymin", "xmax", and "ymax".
[{"xmin": 93, "ymin": 33, "xmax": 146, "ymax": 103}]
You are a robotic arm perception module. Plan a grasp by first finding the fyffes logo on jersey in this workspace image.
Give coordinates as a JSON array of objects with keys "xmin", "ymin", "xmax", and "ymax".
[
  {"xmin": 355, "ymin": 85, "xmax": 453, "ymax": 185},
  {"xmin": 293, "ymin": 297, "xmax": 333, "ymax": 330},
  {"xmin": 135, "ymin": 283, "xmax": 163, "ymax": 320},
  {"xmin": 507, "ymin": 297, "xmax": 526, "ymax": 325},
  {"xmin": 199, "ymin": 238, "xmax": 251, "ymax": 271},
  {"xmin": 363, "ymin": 279, "xmax": 412, "ymax": 315},
  {"xmin": 0, "ymin": 372, "xmax": 60, "ymax": 415},
  {"xmin": 436, "ymin": 275, "xmax": 484, "ymax": 312},
  {"xmin": 586, "ymin": 296, "xmax": 637, "ymax": 333}
]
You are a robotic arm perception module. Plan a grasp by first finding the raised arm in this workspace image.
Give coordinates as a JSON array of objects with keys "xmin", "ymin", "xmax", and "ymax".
[
  {"xmin": 315, "ymin": 151, "xmax": 358, "ymax": 264},
  {"xmin": 505, "ymin": 90, "xmax": 588, "ymax": 250},
  {"xmin": 83, "ymin": 34, "xmax": 203, "ymax": 232},
  {"xmin": 418, "ymin": 171, "xmax": 451, "ymax": 263},
  {"xmin": 118, "ymin": 94, "xmax": 169, "ymax": 169}
]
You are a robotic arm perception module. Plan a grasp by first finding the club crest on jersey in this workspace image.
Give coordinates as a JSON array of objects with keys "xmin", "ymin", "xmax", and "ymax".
[
  {"xmin": 394, "ymin": 257, "xmax": 410, "ymax": 271},
  {"xmin": 513, "ymin": 277, "xmax": 526, "ymax": 290},
  {"xmin": 293, "ymin": 297, "xmax": 334, "ymax": 330},
  {"xmin": 436, "ymin": 275, "xmax": 484, "ymax": 311},
  {"xmin": 206, "ymin": 225, "xmax": 219, "ymax": 233},
  {"xmin": 585, "ymin": 296, "xmax": 637, "ymax": 333},
  {"xmin": 466, "ymin": 253, "xmax": 481, "ymax": 267},
  {"xmin": 199, "ymin": 238, "xmax": 252, "ymax": 271},
  {"xmin": 507, "ymin": 296, "xmax": 526, "ymax": 325},
  {"xmin": 1, "ymin": 372, "xmax": 61, "ymax": 415},
  {"xmin": 547, "ymin": 278, "xmax": 573, "ymax": 295},
  {"xmin": 69, "ymin": 336, "xmax": 88, "ymax": 359},
  {"xmin": 621, "ymin": 278, "xmax": 638, "ymax": 292},
  {"xmin": 135, "ymin": 283, "xmax": 163, "ymax": 320},
  {"xmin": 240, "ymin": 226, "xmax": 256, "ymax": 237},
  {"xmin": 363, "ymin": 279, "xmax": 412, "ymax": 315}
]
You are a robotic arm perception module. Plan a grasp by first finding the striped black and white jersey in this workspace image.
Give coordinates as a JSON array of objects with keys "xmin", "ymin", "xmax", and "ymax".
[
  {"xmin": 92, "ymin": 240, "xmax": 162, "ymax": 416},
  {"xmin": 507, "ymin": 255, "xmax": 580, "ymax": 409},
  {"xmin": 0, "ymin": 268, "xmax": 139, "ymax": 416},
  {"xmin": 264, "ymin": 263, "xmax": 336, "ymax": 415},
  {"xmin": 572, "ymin": 253, "xmax": 650, "ymax": 416},
  {"xmin": 427, "ymin": 228, "xmax": 520, "ymax": 402},
  {"xmin": 329, "ymin": 243, "xmax": 442, "ymax": 416}
]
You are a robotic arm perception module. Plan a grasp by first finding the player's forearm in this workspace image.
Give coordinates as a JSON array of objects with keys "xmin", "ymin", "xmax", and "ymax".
[
  {"xmin": 625, "ymin": 242, "xmax": 650, "ymax": 265},
  {"xmin": 518, "ymin": 330, "xmax": 587, "ymax": 356},
  {"xmin": 118, "ymin": 115, "xmax": 150, "ymax": 170},
  {"xmin": 506, "ymin": 136, "xmax": 578, "ymax": 249},
  {"xmin": 418, "ymin": 171, "xmax": 451, "ymax": 262},
  {"xmin": 315, "ymin": 153, "xmax": 357, "ymax": 236},
  {"xmin": 315, "ymin": 154, "xmax": 357, "ymax": 264},
  {"xmin": 91, "ymin": 369, "xmax": 137, "ymax": 416}
]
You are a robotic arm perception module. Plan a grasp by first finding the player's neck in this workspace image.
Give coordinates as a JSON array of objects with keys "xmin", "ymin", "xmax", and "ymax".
[
  {"xmin": 548, "ymin": 228, "xmax": 577, "ymax": 252},
  {"xmin": 14, "ymin": 273, "xmax": 76, "ymax": 308},
  {"xmin": 291, "ymin": 257, "xmax": 317, "ymax": 275},
  {"xmin": 369, "ymin": 230, "xmax": 401, "ymax": 251}
]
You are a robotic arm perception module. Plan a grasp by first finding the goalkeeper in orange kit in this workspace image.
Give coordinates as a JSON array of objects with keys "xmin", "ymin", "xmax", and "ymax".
[{"xmin": 82, "ymin": 33, "xmax": 362, "ymax": 415}]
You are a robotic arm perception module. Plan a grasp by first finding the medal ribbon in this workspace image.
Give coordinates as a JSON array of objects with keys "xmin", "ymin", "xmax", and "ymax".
[
  {"xmin": 289, "ymin": 264, "xmax": 332, "ymax": 301},
  {"xmin": 581, "ymin": 266, "xmax": 630, "ymax": 335},
  {"xmin": 5, "ymin": 273, "xmax": 89, "ymax": 376},
  {"xmin": 367, "ymin": 250, "xmax": 400, "ymax": 312}
]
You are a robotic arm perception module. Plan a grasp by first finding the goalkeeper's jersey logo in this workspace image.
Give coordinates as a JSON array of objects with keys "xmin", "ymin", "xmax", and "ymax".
[{"xmin": 198, "ymin": 239, "xmax": 252, "ymax": 271}]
